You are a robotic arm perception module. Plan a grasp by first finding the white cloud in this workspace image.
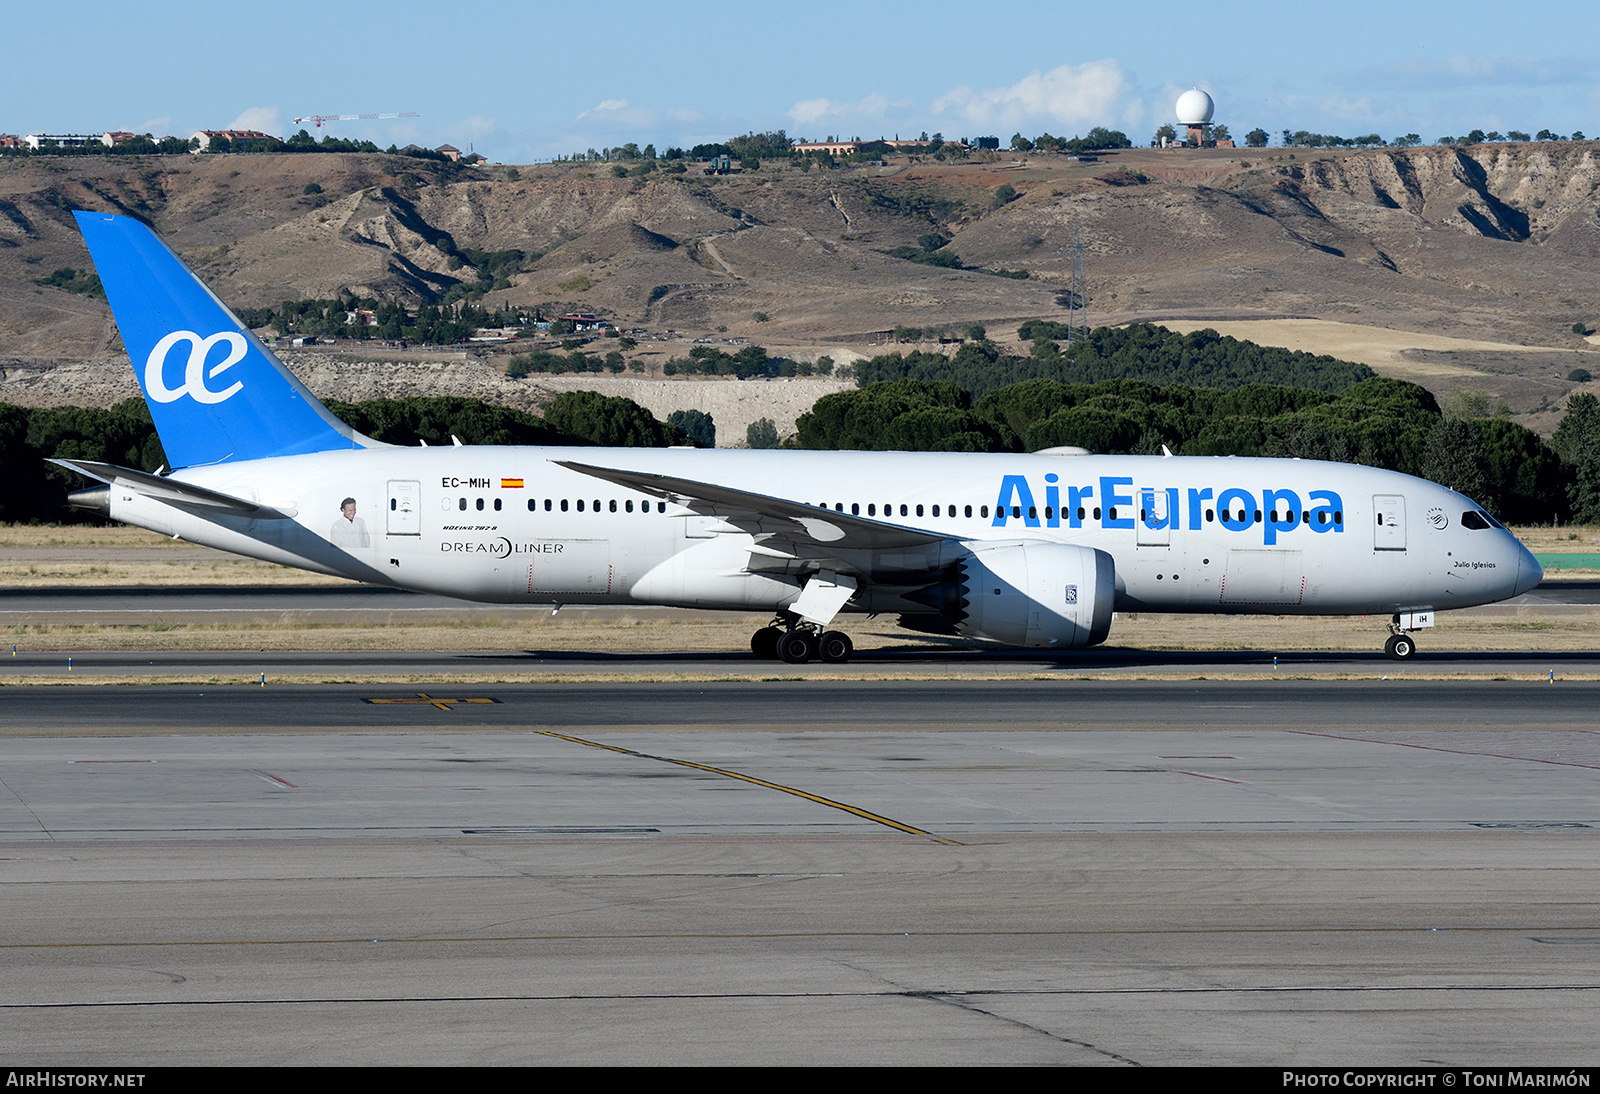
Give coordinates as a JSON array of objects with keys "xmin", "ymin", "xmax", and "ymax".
[
  {"xmin": 227, "ymin": 106, "xmax": 283, "ymax": 135},
  {"xmin": 788, "ymin": 93, "xmax": 898, "ymax": 127},
  {"xmin": 1358, "ymin": 54, "xmax": 1599, "ymax": 91},
  {"xmin": 932, "ymin": 59, "xmax": 1137, "ymax": 134},
  {"xmin": 576, "ymin": 98, "xmax": 661, "ymax": 127},
  {"xmin": 455, "ymin": 114, "xmax": 499, "ymax": 138}
]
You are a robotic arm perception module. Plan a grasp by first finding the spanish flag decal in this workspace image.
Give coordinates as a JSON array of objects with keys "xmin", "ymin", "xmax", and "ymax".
[{"xmin": 500, "ymin": 477, "xmax": 525, "ymax": 489}]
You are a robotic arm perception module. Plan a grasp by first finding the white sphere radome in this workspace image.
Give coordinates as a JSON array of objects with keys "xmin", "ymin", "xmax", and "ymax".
[{"xmin": 1175, "ymin": 88, "xmax": 1215, "ymax": 125}]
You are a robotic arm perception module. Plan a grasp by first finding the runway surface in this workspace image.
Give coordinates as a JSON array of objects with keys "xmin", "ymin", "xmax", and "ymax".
[
  {"xmin": 7, "ymin": 645, "xmax": 1600, "ymax": 680},
  {"xmin": 2, "ymin": 576, "xmax": 1598, "ymax": 621},
  {"xmin": 2, "ymin": 680, "xmax": 1598, "ymax": 1065}
]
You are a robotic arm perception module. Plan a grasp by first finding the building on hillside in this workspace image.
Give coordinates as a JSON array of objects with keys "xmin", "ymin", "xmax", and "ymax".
[
  {"xmin": 793, "ymin": 138, "xmax": 969, "ymax": 157},
  {"xmin": 189, "ymin": 129, "xmax": 278, "ymax": 152},
  {"xmin": 100, "ymin": 131, "xmax": 142, "ymax": 147},
  {"xmin": 435, "ymin": 144, "xmax": 461, "ymax": 161},
  {"xmin": 792, "ymin": 140, "xmax": 860, "ymax": 155},
  {"xmin": 0, "ymin": 135, "xmax": 24, "ymax": 149},
  {"xmin": 558, "ymin": 314, "xmax": 610, "ymax": 332},
  {"xmin": 23, "ymin": 133, "xmax": 102, "ymax": 149}
]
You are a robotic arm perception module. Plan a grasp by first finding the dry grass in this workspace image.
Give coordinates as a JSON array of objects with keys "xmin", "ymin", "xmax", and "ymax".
[
  {"xmin": 5, "ymin": 603, "xmax": 1599, "ymax": 656},
  {"xmin": 0, "ymin": 525, "xmax": 186, "ymax": 548},
  {"xmin": 0, "ymin": 560, "xmax": 353, "ymax": 586},
  {"xmin": 1160, "ymin": 318, "xmax": 1593, "ymax": 379},
  {"xmin": 1508, "ymin": 526, "xmax": 1600, "ymax": 552}
]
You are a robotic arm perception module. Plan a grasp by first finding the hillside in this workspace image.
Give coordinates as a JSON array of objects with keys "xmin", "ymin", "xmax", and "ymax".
[{"xmin": 5, "ymin": 143, "xmax": 1600, "ymax": 427}]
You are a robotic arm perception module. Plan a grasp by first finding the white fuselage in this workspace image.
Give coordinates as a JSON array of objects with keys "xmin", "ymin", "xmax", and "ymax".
[{"xmin": 103, "ymin": 447, "xmax": 1542, "ymax": 620}]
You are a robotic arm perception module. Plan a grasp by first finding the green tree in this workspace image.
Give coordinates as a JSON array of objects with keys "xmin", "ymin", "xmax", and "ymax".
[
  {"xmin": 746, "ymin": 417, "xmax": 780, "ymax": 449},
  {"xmin": 542, "ymin": 391, "xmax": 682, "ymax": 447},
  {"xmin": 1245, "ymin": 128, "xmax": 1269, "ymax": 148},
  {"xmin": 1552, "ymin": 393, "xmax": 1600, "ymax": 522},
  {"xmin": 1478, "ymin": 418, "xmax": 1566, "ymax": 523},
  {"xmin": 1421, "ymin": 417, "xmax": 1493, "ymax": 508},
  {"xmin": 667, "ymin": 409, "xmax": 716, "ymax": 448}
]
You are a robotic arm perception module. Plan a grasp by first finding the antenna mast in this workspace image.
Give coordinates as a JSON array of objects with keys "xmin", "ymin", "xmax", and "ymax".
[{"xmin": 1065, "ymin": 228, "xmax": 1087, "ymax": 342}]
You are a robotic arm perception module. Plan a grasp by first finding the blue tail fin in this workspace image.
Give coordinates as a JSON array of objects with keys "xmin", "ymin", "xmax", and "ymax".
[{"xmin": 74, "ymin": 210, "xmax": 375, "ymax": 469}]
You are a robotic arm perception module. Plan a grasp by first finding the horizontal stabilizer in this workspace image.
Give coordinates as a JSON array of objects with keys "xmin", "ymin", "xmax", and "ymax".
[{"xmin": 50, "ymin": 459, "xmax": 292, "ymax": 518}]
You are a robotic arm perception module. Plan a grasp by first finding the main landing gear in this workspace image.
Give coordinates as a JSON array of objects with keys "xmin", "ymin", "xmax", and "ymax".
[{"xmin": 751, "ymin": 618, "xmax": 854, "ymax": 664}]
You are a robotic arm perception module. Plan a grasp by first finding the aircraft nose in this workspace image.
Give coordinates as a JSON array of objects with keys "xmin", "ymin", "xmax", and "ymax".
[{"xmin": 1512, "ymin": 537, "xmax": 1543, "ymax": 596}]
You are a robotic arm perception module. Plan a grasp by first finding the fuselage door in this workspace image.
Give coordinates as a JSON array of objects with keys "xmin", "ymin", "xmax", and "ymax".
[
  {"xmin": 387, "ymin": 480, "xmax": 421, "ymax": 536},
  {"xmin": 1137, "ymin": 486, "xmax": 1175, "ymax": 547},
  {"xmin": 1373, "ymin": 494, "xmax": 1406, "ymax": 552}
]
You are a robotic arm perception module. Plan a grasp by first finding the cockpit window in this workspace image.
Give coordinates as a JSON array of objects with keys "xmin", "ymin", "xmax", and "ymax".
[{"xmin": 1460, "ymin": 510, "xmax": 1491, "ymax": 530}]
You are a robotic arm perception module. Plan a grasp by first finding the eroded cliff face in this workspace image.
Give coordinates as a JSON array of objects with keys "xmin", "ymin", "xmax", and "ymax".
[
  {"xmin": 1267, "ymin": 144, "xmax": 1600, "ymax": 249},
  {"xmin": 3, "ymin": 143, "xmax": 1600, "ymax": 367}
]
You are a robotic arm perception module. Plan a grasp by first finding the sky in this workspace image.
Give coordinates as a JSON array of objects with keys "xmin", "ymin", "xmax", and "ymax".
[{"xmin": 6, "ymin": 1, "xmax": 1600, "ymax": 161}]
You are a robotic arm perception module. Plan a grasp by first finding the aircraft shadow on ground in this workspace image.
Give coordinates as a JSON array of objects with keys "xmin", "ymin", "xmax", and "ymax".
[{"xmin": 464, "ymin": 646, "xmax": 1600, "ymax": 668}]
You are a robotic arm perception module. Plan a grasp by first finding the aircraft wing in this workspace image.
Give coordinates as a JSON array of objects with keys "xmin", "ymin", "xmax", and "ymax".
[
  {"xmin": 554, "ymin": 459, "xmax": 950, "ymax": 553},
  {"xmin": 50, "ymin": 459, "xmax": 293, "ymax": 517}
]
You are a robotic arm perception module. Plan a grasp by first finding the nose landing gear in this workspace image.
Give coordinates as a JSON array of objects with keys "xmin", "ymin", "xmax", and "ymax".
[
  {"xmin": 1383, "ymin": 632, "xmax": 1416, "ymax": 661},
  {"xmin": 1383, "ymin": 611, "xmax": 1432, "ymax": 660}
]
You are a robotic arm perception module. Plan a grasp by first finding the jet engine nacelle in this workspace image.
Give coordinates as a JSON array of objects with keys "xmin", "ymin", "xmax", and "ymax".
[{"xmin": 956, "ymin": 540, "xmax": 1115, "ymax": 648}]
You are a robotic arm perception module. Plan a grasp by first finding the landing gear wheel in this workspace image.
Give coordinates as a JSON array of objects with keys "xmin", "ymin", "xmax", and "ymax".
[
  {"xmin": 1384, "ymin": 634, "xmax": 1416, "ymax": 661},
  {"xmin": 817, "ymin": 630, "xmax": 854, "ymax": 664},
  {"xmin": 777, "ymin": 630, "xmax": 818, "ymax": 664},
  {"xmin": 751, "ymin": 626, "xmax": 782, "ymax": 660}
]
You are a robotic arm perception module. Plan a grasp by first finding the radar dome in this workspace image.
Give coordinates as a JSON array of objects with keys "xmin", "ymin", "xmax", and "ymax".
[{"xmin": 1175, "ymin": 88, "xmax": 1215, "ymax": 126}]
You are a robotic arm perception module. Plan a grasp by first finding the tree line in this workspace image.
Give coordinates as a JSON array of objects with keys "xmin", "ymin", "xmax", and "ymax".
[
  {"xmin": 9, "ymin": 370, "xmax": 1600, "ymax": 527},
  {"xmin": 0, "ymin": 394, "xmax": 696, "ymax": 524},
  {"xmin": 1, "ymin": 130, "xmax": 478, "ymax": 161},
  {"xmin": 854, "ymin": 323, "xmax": 1375, "ymax": 399},
  {"xmin": 791, "ymin": 376, "xmax": 1574, "ymax": 524}
]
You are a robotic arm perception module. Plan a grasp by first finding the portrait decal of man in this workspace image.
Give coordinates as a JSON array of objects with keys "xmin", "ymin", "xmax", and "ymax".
[{"xmin": 330, "ymin": 497, "xmax": 371, "ymax": 548}]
